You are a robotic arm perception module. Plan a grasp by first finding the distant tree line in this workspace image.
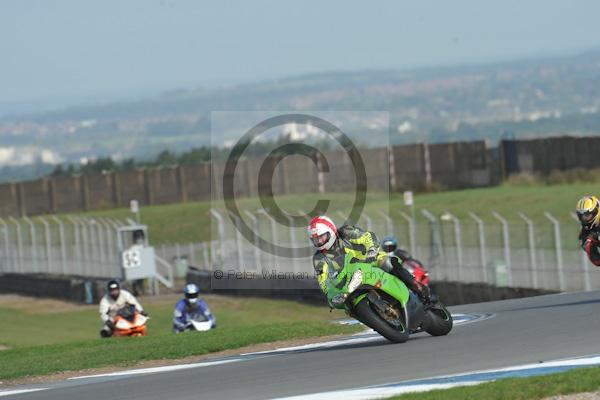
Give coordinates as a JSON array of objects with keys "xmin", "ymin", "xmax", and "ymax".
[{"xmin": 49, "ymin": 136, "xmax": 335, "ymax": 177}]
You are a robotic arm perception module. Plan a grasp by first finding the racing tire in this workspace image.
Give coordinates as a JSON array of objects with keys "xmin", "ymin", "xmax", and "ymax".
[
  {"xmin": 353, "ymin": 299, "xmax": 409, "ymax": 343},
  {"xmin": 423, "ymin": 302, "xmax": 453, "ymax": 336}
]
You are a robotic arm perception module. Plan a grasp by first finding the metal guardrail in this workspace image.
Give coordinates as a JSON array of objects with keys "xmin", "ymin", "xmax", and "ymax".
[
  {"xmin": 207, "ymin": 207, "xmax": 595, "ymax": 293},
  {"xmin": 2, "ymin": 208, "xmax": 595, "ymax": 294}
]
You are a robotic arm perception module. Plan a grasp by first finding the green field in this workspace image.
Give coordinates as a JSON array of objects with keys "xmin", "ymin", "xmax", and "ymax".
[
  {"xmin": 387, "ymin": 366, "xmax": 600, "ymax": 400},
  {"xmin": 0, "ymin": 295, "xmax": 358, "ymax": 381},
  {"xmin": 80, "ymin": 182, "xmax": 595, "ymax": 245}
]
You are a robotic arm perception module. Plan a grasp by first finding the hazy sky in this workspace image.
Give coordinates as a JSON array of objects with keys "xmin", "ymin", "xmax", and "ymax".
[{"xmin": 2, "ymin": 0, "xmax": 600, "ymax": 107}]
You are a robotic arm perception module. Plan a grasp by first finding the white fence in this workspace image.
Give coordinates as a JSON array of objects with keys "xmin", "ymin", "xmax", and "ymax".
[
  {"xmin": 0, "ymin": 216, "xmax": 128, "ymax": 279},
  {"xmin": 207, "ymin": 208, "xmax": 597, "ymax": 293},
  {"xmin": 2, "ymin": 209, "xmax": 596, "ymax": 294}
]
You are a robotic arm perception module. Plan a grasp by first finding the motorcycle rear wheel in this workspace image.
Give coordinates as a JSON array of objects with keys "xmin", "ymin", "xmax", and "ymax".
[{"xmin": 423, "ymin": 302, "xmax": 453, "ymax": 336}]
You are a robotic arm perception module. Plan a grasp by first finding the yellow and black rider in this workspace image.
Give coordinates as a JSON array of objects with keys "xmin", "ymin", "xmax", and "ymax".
[
  {"xmin": 307, "ymin": 215, "xmax": 431, "ymax": 302},
  {"xmin": 576, "ymin": 195, "xmax": 600, "ymax": 267}
]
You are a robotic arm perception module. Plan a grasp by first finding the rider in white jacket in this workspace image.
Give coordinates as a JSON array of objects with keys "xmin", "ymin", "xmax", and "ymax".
[{"xmin": 99, "ymin": 280, "xmax": 145, "ymax": 337}]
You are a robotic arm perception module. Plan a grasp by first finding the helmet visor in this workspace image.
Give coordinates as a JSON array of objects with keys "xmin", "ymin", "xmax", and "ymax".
[
  {"xmin": 311, "ymin": 232, "xmax": 331, "ymax": 248},
  {"xmin": 578, "ymin": 211, "xmax": 595, "ymax": 224},
  {"xmin": 382, "ymin": 241, "xmax": 396, "ymax": 253}
]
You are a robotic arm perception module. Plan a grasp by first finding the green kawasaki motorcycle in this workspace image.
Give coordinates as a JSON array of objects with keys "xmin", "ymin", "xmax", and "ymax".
[{"xmin": 327, "ymin": 254, "xmax": 453, "ymax": 343}]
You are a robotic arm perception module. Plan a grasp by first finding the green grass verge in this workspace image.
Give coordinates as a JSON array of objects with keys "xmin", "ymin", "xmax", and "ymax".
[
  {"xmin": 387, "ymin": 366, "xmax": 600, "ymax": 400},
  {"xmin": 78, "ymin": 182, "xmax": 592, "ymax": 246},
  {"xmin": 0, "ymin": 295, "xmax": 359, "ymax": 380},
  {"xmin": 0, "ymin": 321, "xmax": 356, "ymax": 381}
]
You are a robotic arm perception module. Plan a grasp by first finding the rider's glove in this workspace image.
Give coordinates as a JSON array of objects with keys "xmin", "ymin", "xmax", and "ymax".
[{"xmin": 365, "ymin": 248, "xmax": 379, "ymax": 263}]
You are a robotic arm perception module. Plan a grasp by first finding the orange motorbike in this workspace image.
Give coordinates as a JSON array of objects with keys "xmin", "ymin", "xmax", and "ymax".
[{"xmin": 112, "ymin": 304, "xmax": 149, "ymax": 337}]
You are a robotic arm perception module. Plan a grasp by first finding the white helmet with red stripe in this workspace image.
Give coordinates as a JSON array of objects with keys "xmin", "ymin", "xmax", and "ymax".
[{"xmin": 308, "ymin": 216, "xmax": 337, "ymax": 251}]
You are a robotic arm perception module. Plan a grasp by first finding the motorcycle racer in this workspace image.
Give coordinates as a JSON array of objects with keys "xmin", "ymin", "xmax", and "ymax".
[
  {"xmin": 308, "ymin": 215, "xmax": 432, "ymax": 303},
  {"xmin": 576, "ymin": 195, "xmax": 600, "ymax": 266},
  {"xmin": 173, "ymin": 283, "xmax": 216, "ymax": 333},
  {"xmin": 381, "ymin": 236, "xmax": 430, "ymax": 286},
  {"xmin": 99, "ymin": 280, "xmax": 146, "ymax": 338}
]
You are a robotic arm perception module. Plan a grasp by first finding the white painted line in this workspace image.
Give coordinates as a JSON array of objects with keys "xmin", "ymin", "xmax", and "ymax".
[
  {"xmin": 270, "ymin": 353, "xmax": 600, "ymax": 400},
  {"xmin": 0, "ymin": 388, "xmax": 48, "ymax": 397},
  {"xmin": 246, "ymin": 313, "xmax": 494, "ymax": 356},
  {"xmin": 240, "ymin": 334, "xmax": 382, "ymax": 356},
  {"xmin": 69, "ymin": 358, "xmax": 243, "ymax": 380},
  {"xmin": 69, "ymin": 313, "xmax": 491, "ymax": 382},
  {"xmin": 272, "ymin": 381, "xmax": 485, "ymax": 400}
]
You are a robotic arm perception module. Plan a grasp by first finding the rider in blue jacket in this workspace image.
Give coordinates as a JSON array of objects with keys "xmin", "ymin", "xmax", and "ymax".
[{"xmin": 173, "ymin": 284, "xmax": 216, "ymax": 333}]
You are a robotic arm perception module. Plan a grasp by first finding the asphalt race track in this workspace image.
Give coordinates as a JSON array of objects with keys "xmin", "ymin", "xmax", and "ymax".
[{"xmin": 5, "ymin": 291, "xmax": 600, "ymax": 400}]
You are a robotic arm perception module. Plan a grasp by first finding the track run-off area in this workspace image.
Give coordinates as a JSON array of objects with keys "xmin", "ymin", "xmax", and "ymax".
[{"xmin": 3, "ymin": 291, "xmax": 600, "ymax": 400}]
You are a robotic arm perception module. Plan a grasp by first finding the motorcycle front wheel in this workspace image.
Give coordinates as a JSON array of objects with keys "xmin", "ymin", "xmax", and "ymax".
[{"xmin": 353, "ymin": 297, "xmax": 409, "ymax": 343}]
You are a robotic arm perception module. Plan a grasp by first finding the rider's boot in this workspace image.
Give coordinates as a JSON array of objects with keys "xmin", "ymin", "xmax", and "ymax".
[{"xmin": 391, "ymin": 263, "xmax": 432, "ymax": 304}]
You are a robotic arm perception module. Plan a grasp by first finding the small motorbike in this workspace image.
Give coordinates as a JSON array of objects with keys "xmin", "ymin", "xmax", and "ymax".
[
  {"xmin": 184, "ymin": 311, "xmax": 215, "ymax": 332},
  {"xmin": 112, "ymin": 304, "xmax": 148, "ymax": 337}
]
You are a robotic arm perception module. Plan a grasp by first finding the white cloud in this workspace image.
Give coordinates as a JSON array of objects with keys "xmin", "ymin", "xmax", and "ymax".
[{"xmin": 0, "ymin": 146, "xmax": 63, "ymax": 166}]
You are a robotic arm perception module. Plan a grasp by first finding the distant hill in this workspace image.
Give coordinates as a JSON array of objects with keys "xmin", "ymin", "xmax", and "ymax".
[{"xmin": 1, "ymin": 49, "xmax": 600, "ymax": 182}]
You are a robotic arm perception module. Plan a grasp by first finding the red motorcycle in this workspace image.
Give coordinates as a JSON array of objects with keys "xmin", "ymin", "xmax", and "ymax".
[{"xmin": 403, "ymin": 258, "xmax": 430, "ymax": 286}]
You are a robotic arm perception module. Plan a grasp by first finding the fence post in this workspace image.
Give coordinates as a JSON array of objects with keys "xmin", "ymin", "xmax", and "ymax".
[
  {"xmin": 285, "ymin": 213, "xmax": 298, "ymax": 273},
  {"xmin": 93, "ymin": 219, "xmax": 106, "ymax": 266},
  {"xmin": 468, "ymin": 212, "xmax": 488, "ymax": 284},
  {"xmin": 257, "ymin": 209, "xmax": 278, "ymax": 271},
  {"xmin": 243, "ymin": 210, "xmax": 262, "ymax": 271},
  {"xmin": 76, "ymin": 217, "xmax": 92, "ymax": 276},
  {"xmin": 378, "ymin": 211, "xmax": 394, "ymax": 237},
  {"xmin": 544, "ymin": 211, "xmax": 565, "ymax": 292},
  {"xmin": 421, "ymin": 209, "xmax": 444, "ymax": 277},
  {"xmin": 298, "ymin": 209, "xmax": 314, "ymax": 255},
  {"xmin": 175, "ymin": 242, "xmax": 181, "ymax": 262},
  {"xmin": 399, "ymin": 212, "xmax": 417, "ymax": 258},
  {"xmin": 98, "ymin": 218, "xmax": 114, "ymax": 268},
  {"xmin": 188, "ymin": 242, "xmax": 196, "ymax": 266},
  {"xmin": 67, "ymin": 216, "xmax": 82, "ymax": 275},
  {"xmin": 0, "ymin": 218, "xmax": 9, "ymax": 272},
  {"xmin": 518, "ymin": 212, "xmax": 538, "ymax": 289},
  {"xmin": 51, "ymin": 216, "xmax": 67, "ymax": 275},
  {"xmin": 209, "ymin": 209, "xmax": 226, "ymax": 268},
  {"xmin": 202, "ymin": 242, "xmax": 210, "ymax": 270},
  {"xmin": 492, "ymin": 211, "xmax": 512, "ymax": 287},
  {"xmin": 444, "ymin": 211, "xmax": 463, "ymax": 282},
  {"xmin": 106, "ymin": 218, "xmax": 123, "ymax": 258},
  {"xmin": 9, "ymin": 217, "xmax": 24, "ymax": 273},
  {"xmin": 571, "ymin": 212, "xmax": 592, "ymax": 291},
  {"xmin": 38, "ymin": 217, "xmax": 53, "ymax": 274},
  {"xmin": 229, "ymin": 212, "xmax": 245, "ymax": 272},
  {"xmin": 89, "ymin": 219, "xmax": 100, "ymax": 265},
  {"xmin": 23, "ymin": 216, "xmax": 38, "ymax": 273},
  {"xmin": 0, "ymin": 218, "xmax": 10, "ymax": 273}
]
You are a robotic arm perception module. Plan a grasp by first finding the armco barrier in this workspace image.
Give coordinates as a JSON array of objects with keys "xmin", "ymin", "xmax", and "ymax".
[{"xmin": 185, "ymin": 269, "xmax": 554, "ymax": 307}]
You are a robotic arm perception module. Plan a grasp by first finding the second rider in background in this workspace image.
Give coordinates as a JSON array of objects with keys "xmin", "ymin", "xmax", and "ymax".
[
  {"xmin": 576, "ymin": 195, "xmax": 600, "ymax": 266},
  {"xmin": 173, "ymin": 283, "xmax": 216, "ymax": 333}
]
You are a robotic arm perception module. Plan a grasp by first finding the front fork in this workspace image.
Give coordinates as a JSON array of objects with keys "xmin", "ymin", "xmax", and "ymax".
[{"xmin": 364, "ymin": 290, "xmax": 410, "ymax": 330}]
